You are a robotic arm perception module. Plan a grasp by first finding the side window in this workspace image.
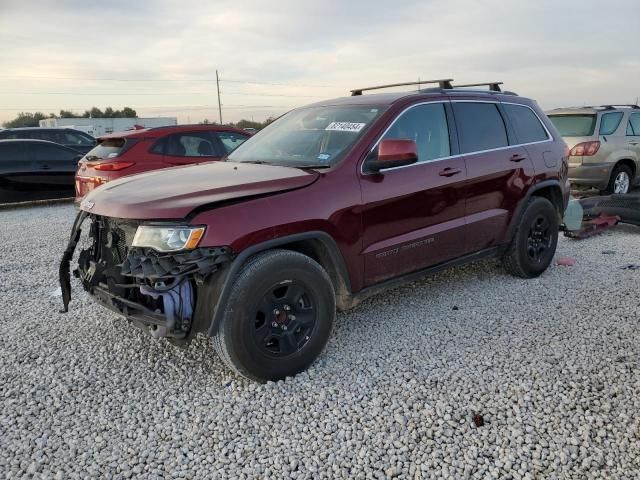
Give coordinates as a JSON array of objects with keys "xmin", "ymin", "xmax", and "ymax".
[
  {"xmin": 627, "ymin": 113, "xmax": 640, "ymax": 136},
  {"xmin": 599, "ymin": 112, "xmax": 624, "ymax": 135},
  {"xmin": 0, "ymin": 143, "xmax": 26, "ymax": 160},
  {"xmin": 503, "ymin": 104, "xmax": 549, "ymax": 144},
  {"xmin": 380, "ymin": 103, "xmax": 450, "ymax": 162},
  {"xmin": 453, "ymin": 102, "xmax": 508, "ymax": 153},
  {"xmin": 33, "ymin": 144, "xmax": 76, "ymax": 161},
  {"xmin": 165, "ymin": 132, "xmax": 219, "ymax": 157},
  {"xmin": 150, "ymin": 138, "xmax": 166, "ymax": 155},
  {"xmin": 64, "ymin": 131, "xmax": 94, "ymax": 145},
  {"xmin": 216, "ymin": 131, "xmax": 249, "ymax": 153}
]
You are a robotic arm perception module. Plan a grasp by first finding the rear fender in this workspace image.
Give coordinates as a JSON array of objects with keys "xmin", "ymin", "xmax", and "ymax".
[{"xmin": 505, "ymin": 180, "xmax": 566, "ymax": 242}]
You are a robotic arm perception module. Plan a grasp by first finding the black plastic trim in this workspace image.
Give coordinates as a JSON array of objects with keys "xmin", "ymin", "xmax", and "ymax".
[{"xmin": 207, "ymin": 231, "xmax": 351, "ymax": 335}]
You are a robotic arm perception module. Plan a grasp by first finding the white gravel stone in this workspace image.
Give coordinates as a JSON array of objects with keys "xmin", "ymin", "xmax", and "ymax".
[{"xmin": 1, "ymin": 204, "xmax": 640, "ymax": 479}]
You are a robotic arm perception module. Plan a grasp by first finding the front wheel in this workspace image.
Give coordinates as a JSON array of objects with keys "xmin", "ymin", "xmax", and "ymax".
[
  {"xmin": 212, "ymin": 249, "xmax": 335, "ymax": 382},
  {"xmin": 503, "ymin": 196, "xmax": 559, "ymax": 278}
]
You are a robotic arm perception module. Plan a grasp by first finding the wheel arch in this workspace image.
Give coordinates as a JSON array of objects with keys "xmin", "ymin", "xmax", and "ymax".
[
  {"xmin": 613, "ymin": 158, "xmax": 636, "ymax": 179},
  {"xmin": 507, "ymin": 180, "xmax": 565, "ymax": 240},
  {"xmin": 205, "ymin": 231, "xmax": 351, "ymax": 336}
]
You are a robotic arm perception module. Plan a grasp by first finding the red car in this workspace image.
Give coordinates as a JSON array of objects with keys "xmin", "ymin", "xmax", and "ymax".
[
  {"xmin": 75, "ymin": 125, "xmax": 250, "ymax": 199},
  {"xmin": 60, "ymin": 79, "xmax": 569, "ymax": 382}
]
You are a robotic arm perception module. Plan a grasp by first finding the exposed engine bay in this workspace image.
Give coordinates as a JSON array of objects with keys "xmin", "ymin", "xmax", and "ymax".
[{"xmin": 59, "ymin": 212, "xmax": 232, "ymax": 339}]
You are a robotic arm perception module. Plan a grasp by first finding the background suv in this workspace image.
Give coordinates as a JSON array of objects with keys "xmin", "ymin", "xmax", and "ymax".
[
  {"xmin": 75, "ymin": 124, "xmax": 250, "ymax": 199},
  {"xmin": 547, "ymin": 105, "xmax": 640, "ymax": 194},
  {"xmin": 0, "ymin": 127, "xmax": 96, "ymax": 154},
  {"xmin": 61, "ymin": 80, "xmax": 569, "ymax": 382}
]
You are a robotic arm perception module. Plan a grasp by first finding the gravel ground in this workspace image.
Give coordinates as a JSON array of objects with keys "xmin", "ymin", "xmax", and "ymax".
[{"xmin": 1, "ymin": 204, "xmax": 639, "ymax": 479}]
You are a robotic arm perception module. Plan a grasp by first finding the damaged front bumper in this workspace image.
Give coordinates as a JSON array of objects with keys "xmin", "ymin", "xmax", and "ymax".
[{"xmin": 59, "ymin": 212, "xmax": 233, "ymax": 338}]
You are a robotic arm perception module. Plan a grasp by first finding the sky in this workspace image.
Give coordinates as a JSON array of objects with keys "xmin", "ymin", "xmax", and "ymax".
[{"xmin": 0, "ymin": 0, "xmax": 639, "ymax": 125}]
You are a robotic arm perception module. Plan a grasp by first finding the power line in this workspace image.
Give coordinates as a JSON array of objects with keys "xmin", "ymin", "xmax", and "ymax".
[
  {"xmin": 0, "ymin": 90, "xmax": 328, "ymax": 98},
  {"xmin": 0, "ymin": 74, "xmax": 347, "ymax": 89}
]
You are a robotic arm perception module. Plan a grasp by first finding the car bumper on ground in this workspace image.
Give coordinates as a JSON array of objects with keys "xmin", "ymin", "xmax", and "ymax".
[{"xmin": 568, "ymin": 162, "xmax": 613, "ymax": 190}]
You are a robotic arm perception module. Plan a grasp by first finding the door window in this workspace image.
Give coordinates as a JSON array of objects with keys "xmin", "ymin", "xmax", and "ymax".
[
  {"xmin": 503, "ymin": 104, "xmax": 549, "ymax": 144},
  {"xmin": 627, "ymin": 113, "xmax": 640, "ymax": 136},
  {"xmin": 453, "ymin": 102, "xmax": 508, "ymax": 153},
  {"xmin": 63, "ymin": 131, "xmax": 94, "ymax": 146},
  {"xmin": 216, "ymin": 131, "xmax": 249, "ymax": 153},
  {"xmin": 165, "ymin": 132, "xmax": 220, "ymax": 157},
  {"xmin": 0, "ymin": 143, "xmax": 27, "ymax": 161},
  {"xmin": 32, "ymin": 144, "xmax": 76, "ymax": 162},
  {"xmin": 379, "ymin": 103, "xmax": 450, "ymax": 162},
  {"xmin": 599, "ymin": 112, "xmax": 624, "ymax": 135}
]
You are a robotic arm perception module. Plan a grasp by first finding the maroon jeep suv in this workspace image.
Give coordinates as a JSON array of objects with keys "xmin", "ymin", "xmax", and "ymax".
[{"xmin": 60, "ymin": 79, "xmax": 570, "ymax": 381}]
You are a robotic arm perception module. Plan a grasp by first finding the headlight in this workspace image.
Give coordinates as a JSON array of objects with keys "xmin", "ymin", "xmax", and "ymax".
[{"xmin": 132, "ymin": 225, "xmax": 206, "ymax": 252}]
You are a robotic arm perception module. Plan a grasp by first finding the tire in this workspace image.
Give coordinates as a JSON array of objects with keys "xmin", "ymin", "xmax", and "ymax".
[
  {"xmin": 602, "ymin": 164, "xmax": 632, "ymax": 195},
  {"xmin": 212, "ymin": 249, "xmax": 335, "ymax": 382},
  {"xmin": 503, "ymin": 196, "xmax": 559, "ymax": 278}
]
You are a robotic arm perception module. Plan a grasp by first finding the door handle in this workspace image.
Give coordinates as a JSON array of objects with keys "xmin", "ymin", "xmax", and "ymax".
[
  {"xmin": 629, "ymin": 141, "xmax": 639, "ymax": 146},
  {"xmin": 510, "ymin": 154, "xmax": 527, "ymax": 163},
  {"xmin": 40, "ymin": 165, "xmax": 51, "ymax": 170},
  {"xmin": 438, "ymin": 167, "xmax": 462, "ymax": 177}
]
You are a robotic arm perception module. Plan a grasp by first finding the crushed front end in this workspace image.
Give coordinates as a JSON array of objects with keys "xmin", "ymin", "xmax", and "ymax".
[{"xmin": 59, "ymin": 213, "xmax": 233, "ymax": 339}]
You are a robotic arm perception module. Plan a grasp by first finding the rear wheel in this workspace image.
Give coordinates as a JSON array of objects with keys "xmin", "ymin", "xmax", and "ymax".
[
  {"xmin": 212, "ymin": 249, "xmax": 335, "ymax": 382},
  {"xmin": 503, "ymin": 196, "xmax": 559, "ymax": 278},
  {"xmin": 602, "ymin": 164, "xmax": 632, "ymax": 195}
]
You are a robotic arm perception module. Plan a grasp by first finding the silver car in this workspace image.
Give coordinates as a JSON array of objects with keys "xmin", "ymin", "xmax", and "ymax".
[{"xmin": 547, "ymin": 105, "xmax": 640, "ymax": 194}]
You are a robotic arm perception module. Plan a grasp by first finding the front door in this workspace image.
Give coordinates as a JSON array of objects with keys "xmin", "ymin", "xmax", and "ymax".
[{"xmin": 359, "ymin": 101, "xmax": 467, "ymax": 286}]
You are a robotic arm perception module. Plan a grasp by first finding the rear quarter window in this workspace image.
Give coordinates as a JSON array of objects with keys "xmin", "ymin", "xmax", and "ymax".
[
  {"xmin": 599, "ymin": 112, "xmax": 624, "ymax": 135},
  {"xmin": 453, "ymin": 102, "xmax": 508, "ymax": 153},
  {"xmin": 503, "ymin": 104, "xmax": 549, "ymax": 144}
]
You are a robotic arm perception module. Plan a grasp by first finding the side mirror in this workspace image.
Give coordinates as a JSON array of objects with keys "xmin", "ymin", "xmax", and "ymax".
[{"xmin": 367, "ymin": 139, "xmax": 418, "ymax": 173}]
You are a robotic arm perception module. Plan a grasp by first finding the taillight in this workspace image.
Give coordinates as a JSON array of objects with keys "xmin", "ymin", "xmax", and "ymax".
[
  {"xmin": 92, "ymin": 161, "xmax": 135, "ymax": 171},
  {"xmin": 569, "ymin": 141, "xmax": 600, "ymax": 157}
]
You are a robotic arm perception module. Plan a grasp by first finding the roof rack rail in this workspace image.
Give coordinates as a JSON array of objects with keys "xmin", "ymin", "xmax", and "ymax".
[
  {"xmin": 600, "ymin": 104, "xmax": 640, "ymax": 110},
  {"xmin": 350, "ymin": 78, "xmax": 454, "ymax": 96},
  {"xmin": 449, "ymin": 82, "xmax": 503, "ymax": 92}
]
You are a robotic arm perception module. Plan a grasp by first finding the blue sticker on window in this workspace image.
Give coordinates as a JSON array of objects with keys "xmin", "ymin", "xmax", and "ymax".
[{"xmin": 317, "ymin": 153, "xmax": 331, "ymax": 161}]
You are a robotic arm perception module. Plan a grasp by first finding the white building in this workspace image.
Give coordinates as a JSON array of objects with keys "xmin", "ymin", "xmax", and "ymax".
[{"xmin": 39, "ymin": 117, "xmax": 177, "ymax": 137}]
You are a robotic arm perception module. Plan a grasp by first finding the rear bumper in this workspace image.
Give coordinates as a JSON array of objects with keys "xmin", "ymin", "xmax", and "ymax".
[{"xmin": 568, "ymin": 163, "xmax": 613, "ymax": 189}]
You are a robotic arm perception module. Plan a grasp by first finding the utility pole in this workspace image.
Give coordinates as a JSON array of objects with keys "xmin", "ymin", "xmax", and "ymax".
[{"xmin": 216, "ymin": 70, "xmax": 223, "ymax": 125}]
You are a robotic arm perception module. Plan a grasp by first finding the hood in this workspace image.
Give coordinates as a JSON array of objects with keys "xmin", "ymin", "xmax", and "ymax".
[{"xmin": 81, "ymin": 161, "xmax": 319, "ymax": 219}]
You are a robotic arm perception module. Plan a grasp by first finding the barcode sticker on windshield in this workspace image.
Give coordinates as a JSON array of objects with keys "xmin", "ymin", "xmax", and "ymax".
[{"xmin": 325, "ymin": 122, "xmax": 366, "ymax": 132}]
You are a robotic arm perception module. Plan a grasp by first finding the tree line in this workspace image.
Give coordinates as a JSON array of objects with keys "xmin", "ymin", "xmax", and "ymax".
[
  {"xmin": 2, "ymin": 107, "xmax": 138, "ymax": 128},
  {"xmin": 2, "ymin": 108, "xmax": 276, "ymax": 130}
]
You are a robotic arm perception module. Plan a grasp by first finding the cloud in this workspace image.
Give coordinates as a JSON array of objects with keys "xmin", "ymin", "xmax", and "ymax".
[{"xmin": 0, "ymin": 0, "xmax": 638, "ymax": 123}]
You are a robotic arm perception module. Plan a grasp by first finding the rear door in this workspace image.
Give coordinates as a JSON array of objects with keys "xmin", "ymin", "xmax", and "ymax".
[
  {"xmin": 161, "ymin": 131, "xmax": 225, "ymax": 166},
  {"xmin": 626, "ymin": 112, "xmax": 640, "ymax": 170},
  {"xmin": 451, "ymin": 101, "xmax": 536, "ymax": 253},
  {"xmin": 359, "ymin": 101, "xmax": 468, "ymax": 286},
  {"xmin": 502, "ymin": 102, "xmax": 555, "ymax": 178}
]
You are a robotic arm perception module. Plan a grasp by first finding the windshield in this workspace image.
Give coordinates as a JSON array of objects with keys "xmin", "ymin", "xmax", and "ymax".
[
  {"xmin": 548, "ymin": 114, "xmax": 596, "ymax": 137},
  {"xmin": 227, "ymin": 105, "xmax": 385, "ymax": 167}
]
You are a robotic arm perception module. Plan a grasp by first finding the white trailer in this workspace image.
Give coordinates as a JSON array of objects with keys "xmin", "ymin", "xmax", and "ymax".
[{"xmin": 39, "ymin": 117, "xmax": 177, "ymax": 137}]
